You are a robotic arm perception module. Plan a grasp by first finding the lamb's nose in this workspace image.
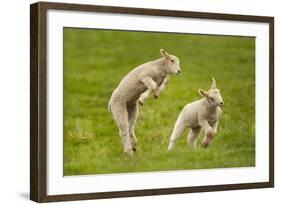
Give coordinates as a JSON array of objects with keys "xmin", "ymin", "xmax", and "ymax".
[
  {"xmin": 177, "ymin": 70, "xmax": 181, "ymax": 74},
  {"xmin": 220, "ymin": 102, "xmax": 224, "ymax": 106}
]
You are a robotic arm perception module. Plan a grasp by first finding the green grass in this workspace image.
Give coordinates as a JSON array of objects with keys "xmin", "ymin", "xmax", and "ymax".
[{"xmin": 63, "ymin": 28, "xmax": 255, "ymax": 176}]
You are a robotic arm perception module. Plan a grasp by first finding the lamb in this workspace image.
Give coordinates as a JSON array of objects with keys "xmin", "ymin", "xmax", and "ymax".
[
  {"xmin": 168, "ymin": 78, "xmax": 223, "ymax": 150},
  {"xmin": 108, "ymin": 49, "xmax": 181, "ymax": 156}
]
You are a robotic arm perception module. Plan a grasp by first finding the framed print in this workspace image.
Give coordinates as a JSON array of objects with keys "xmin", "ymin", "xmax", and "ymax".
[{"xmin": 30, "ymin": 1, "xmax": 274, "ymax": 202}]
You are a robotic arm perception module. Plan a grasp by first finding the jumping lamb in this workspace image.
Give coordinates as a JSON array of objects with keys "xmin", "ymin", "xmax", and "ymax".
[
  {"xmin": 168, "ymin": 78, "xmax": 223, "ymax": 150},
  {"xmin": 108, "ymin": 49, "xmax": 181, "ymax": 156}
]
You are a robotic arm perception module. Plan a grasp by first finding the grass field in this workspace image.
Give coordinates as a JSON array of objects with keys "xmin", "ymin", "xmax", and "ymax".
[{"xmin": 63, "ymin": 28, "xmax": 255, "ymax": 176}]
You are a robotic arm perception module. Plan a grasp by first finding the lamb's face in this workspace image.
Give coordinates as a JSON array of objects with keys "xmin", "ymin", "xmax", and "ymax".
[
  {"xmin": 207, "ymin": 89, "xmax": 224, "ymax": 107},
  {"xmin": 166, "ymin": 55, "xmax": 181, "ymax": 75},
  {"xmin": 198, "ymin": 78, "xmax": 224, "ymax": 107},
  {"xmin": 160, "ymin": 49, "xmax": 181, "ymax": 75}
]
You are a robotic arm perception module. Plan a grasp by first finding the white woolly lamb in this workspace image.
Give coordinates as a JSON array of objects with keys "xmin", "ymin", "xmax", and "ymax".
[
  {"xmin": 168, "ymin": 78, "xmax": 223, "ymax": 150},
  {"xmin": 109, "ymin": 49, "xmax": 181, "ymax": 156}
]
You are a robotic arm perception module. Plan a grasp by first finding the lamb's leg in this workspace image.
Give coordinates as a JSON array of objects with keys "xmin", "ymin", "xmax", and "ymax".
[
  {"xmin": 212, "ymin": 120, "xmax": 219, "ymax": 134},
  {"xmin": 154, "ymin": 76, "xmax": 169, "ymax": 99},
  {"xmin": 138, "ymin": 76, "xmax": 157, "ymax": 105},
  {"xmin": 138, "ymin": 89, "xmax": 151, "ymax": 105},
  {"xmin": 200, "ymin": 120, "xmax": 215, "ymax": 148},
  {"xmin": 202, "ymin": 120, "xmax": 219, "ymax": 148},
  {"xmin": 168, "ymin": 115, "xmax": 186, "ymax": 151},
  {"xmin": 187, "ymin": 128, "xmax": 201, "ymax": 149},
  {"xmin": 128, "ymin": 103, "xmax": 139, "ymax": 152},
  {"xmin": 111, "ymin": 103, "xmax": 133, "ymax": 156}
]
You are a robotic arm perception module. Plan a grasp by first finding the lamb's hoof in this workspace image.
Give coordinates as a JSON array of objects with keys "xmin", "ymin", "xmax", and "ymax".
[
  {"xmin": 125, "ymin": 150, "xmax": 134, "ymax": 157},
  {"xmin": 138, "ymin": 100, "xmax": 144, "ymax": 106},
  {"xmin": 203, "ymin": 144, "xmax": 208, "ymax": 148},
  {"xmin": 132, "ymin": 147, "xmax": 137, "ymax": 152},
  {"xmin": 153, "ymin": 95, "xmax": 158, "ymax": 99},
  {"xmin": 167, "ymin": 145, "xmax": 173, "ymax": 151},
  {"xmin": 202, "ymin": 142, "xmax": 209, "ymax": 148}
]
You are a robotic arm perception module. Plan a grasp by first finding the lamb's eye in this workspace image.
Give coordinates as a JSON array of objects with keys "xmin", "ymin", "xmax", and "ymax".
[
  {"xmin": 210, "ymin": 97, "xmax": 214, "ymax": 101},
  {"xmin": 170, "ymin": 59, "xmax": 174, "ymax": 63}
]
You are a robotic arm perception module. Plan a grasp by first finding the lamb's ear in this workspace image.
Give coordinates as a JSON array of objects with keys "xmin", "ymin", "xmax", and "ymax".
[
  {"xmin": 198, "ymin": 89, "xmax": 208, "ymax": 97},
  {"xmin": 160, "ymin": 49, "xmax": 169, "ymax": 57},
  {"xmin": 210, "ymin": 77, "xmax": 216, "ymax": 89}
]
